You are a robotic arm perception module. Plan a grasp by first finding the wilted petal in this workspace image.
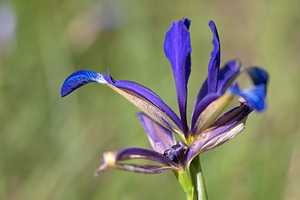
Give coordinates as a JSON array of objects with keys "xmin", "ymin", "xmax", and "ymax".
[
  {"xmin": 207, "ymin": 20, "xmax": 220, "ymax": 94},
  {"xmin": 164, "ymin": 18, "xmax": 191, "ymax": 135},
  {"xmin": 61, "ymin": 70, "xmax": 183, "ymax": 134},
  {"xmin": 137, "ymin": 113, "xmax": 176, "ymax": 154},
  {"xmin": 186, "ymin": 104, "xmax": 251, "ymax": 165},
  {"xmin": 94, "ymin": 148, "xmax": 179, "ymax": 175}
]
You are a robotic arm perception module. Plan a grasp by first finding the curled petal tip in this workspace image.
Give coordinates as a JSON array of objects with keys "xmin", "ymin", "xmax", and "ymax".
[
  {"xmin": 208, "ymin": 20, "xmax": 215, "ymax": 27},
  {"xmin": 182, "ymin": 18, "xmax": 191, "ymax": 29},
  {"xmin": 246, "ymin": 67, "xmax": 268, "ymax": 86},
  {"xmin": 228, "ymin": 84, "xmax": 266, "ymax": 112},
  {"xmin": 61, "ymin": 70, "xmax": 107, "ymax": 97}
]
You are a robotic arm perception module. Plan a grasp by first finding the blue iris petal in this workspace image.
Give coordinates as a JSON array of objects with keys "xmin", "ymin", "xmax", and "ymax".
[
  {"xmin": 217, "ymin": 60, "xmax": 241, "ymax": 93},
  {"xmin": 246, "ymin": 67, "xmax": 268, "ymax": 95},
  {"xmin": 61, "ymin": 69, "xmax": 184, "ymax": 134},
  {"xmin": 61, "ymin": 70, "xmax": 105, "ymax": 97},
  {"xmin": 229, "ymin": 84, "xmax": 266, "ymax": 111},
  {"xmin": 164, "ymin": 18, "xmax": 192, "ymax": 136},
  {"xmin": 207, "ymin": 20, "xmax": 221, "ymax": 94}
]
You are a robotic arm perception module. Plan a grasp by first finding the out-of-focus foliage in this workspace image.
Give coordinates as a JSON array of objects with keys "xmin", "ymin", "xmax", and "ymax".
[{"xmin": 0, "ymin": 0, "xmax": 299, "ymax": 199}]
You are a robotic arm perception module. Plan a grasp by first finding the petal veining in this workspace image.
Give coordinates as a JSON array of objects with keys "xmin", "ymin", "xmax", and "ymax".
[
  {"xmin": 186, "ymin": 104, "xmax": 251, "ymax": 165},
  {"xmin": 191, "ymin": 92, "xmax": 233, "ymax": 138},
  {"xmin": 61, "ymin": 70, "xmax": 183, "ymax": 134}
]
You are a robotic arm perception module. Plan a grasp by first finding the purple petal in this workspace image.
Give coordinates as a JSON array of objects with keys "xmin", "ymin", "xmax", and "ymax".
[
  {"xmin": 186, "ymin": 105, "xmax": 252, "ymax": 165},
  {"xmin": 111, "ymin": 164, "xmax": 175, "ymax": 174},
  {"xmin": 191, "ymin": 62, "xmax": 263, "ymax": 136},
  {"xmin": 228, "ymin": 66, "xmax": 268, "ymax": 111},
  {"xmin": 61, "ymin": 70, "xmax": 183, "ymax": 135},
  {"xmin": 193, "ymin": 79, "xmax": 208, "ymax": 109},
  {"xmin": 117, "ymin": 147, "xmax": 179, "ymax": 167},
  {"xmin": 207, "ymin": 20, "xmax": 220, "ymax": 94},
  {"xmin": 191, "ymin": 92, "xmax": 221, "ymax": 135},
  {"xmin": 102, "ymin": 72, "xmax": 183, "ymax": 133},
  {"xmin": 164, "ymin": 18, "xmax": 191, "ymax": 136},
  {"xmin": 192, "ymin": 61, "xmax": 240, "ymax": 130},
  {"xmin": 61, "ymin": 70, "xmax": 106, "ymax": 97},
  {"xmin": 246, "ymin": 67, "xmax": 268, "ymax": 86},
  {"xmin": 191, "ymin": 76, "xmax": 267, "ymax": 136},
  {"xmin": 217, "ymin": 60, "xmax": 241, "ymax": 93},
  {"xmin": 94, "ymin": 151, "xmax": 176, "ymax": 175},
  {"xmin": 137, "ymin": 113, "xmax": 176, "ymax": 154},
  {"xmin": 245, "ymin": 66, "xmax": 268, "ymax": 96}
]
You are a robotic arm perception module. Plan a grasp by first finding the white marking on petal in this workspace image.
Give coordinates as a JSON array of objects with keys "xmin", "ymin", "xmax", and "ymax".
[
  {"xmin": 192, "ymin": 92, "xmax": 234, "ymax": 139},
  {"xmin": 106, "ymin": 83, "xmax": 183, "ymax": 139},
  {"xmin": 199, "ymin": 117, "xmax": 247, "ymax": 153}
]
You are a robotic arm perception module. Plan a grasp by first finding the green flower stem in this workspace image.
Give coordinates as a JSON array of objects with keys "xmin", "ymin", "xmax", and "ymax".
[
  {"xmin": 175, "ymin": 155, "xmax": 208, "ymax": 200},
  {"xmin": 190, "ymin": 155, "xmax": 208, "ymax": 200},
  {"xmin": 175, "ymin": 170, "xmax": 194, "ymax": 200}
]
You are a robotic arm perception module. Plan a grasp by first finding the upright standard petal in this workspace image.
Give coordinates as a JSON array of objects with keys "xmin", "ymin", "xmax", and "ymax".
[
  {"xmin": 191, "ymin": 60, "xmax": 241, "ymax": 134},
  {"xmin": 207, "ymin": 20, "xmax": 220, "ymax": 94},
  {"xmin": 137, "ymin": 113, "xmax": 176, "ymax": 154},
  {"xmin": 164, "ymin": 18, "xmax": 191, "ymax": 136},
  {"xmin": 61, "ymin": 70, "xmax": 184, "ymax": 137}
]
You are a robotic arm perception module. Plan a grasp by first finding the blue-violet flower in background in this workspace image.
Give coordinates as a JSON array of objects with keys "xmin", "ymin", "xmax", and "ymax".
[{"xmin": 61, "ymin": 18, "xmax": 268, "ymax": 177}]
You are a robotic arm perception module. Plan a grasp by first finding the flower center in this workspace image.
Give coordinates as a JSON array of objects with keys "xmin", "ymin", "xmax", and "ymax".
[{"xmin": 163, "ymin": 141, "xmax": 188, "ymax": 167}]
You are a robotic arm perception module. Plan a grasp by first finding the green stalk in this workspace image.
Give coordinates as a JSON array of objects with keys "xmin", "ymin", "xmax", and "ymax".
[
  {"xmin": 175, "ymin": 169, "xmax": 194, "ymax": 200},
  {"xmin": 175, "ymin": 155, "xmax": 208, "ymax": 200},
  {"xmin": 190, "ymin": 155, "xmax": 208, "ymax": 200}
]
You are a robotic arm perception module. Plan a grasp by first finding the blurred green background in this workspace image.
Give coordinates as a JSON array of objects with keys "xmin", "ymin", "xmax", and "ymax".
[{"xmin": 1, "ymin": 0, "xmax": 299, "ymax": 199}]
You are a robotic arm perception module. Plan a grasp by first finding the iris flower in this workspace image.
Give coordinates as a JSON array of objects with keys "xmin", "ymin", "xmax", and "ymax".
[{"xmin": 61, "ymin": 18, "xmax": 268, "ymax": 199}]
